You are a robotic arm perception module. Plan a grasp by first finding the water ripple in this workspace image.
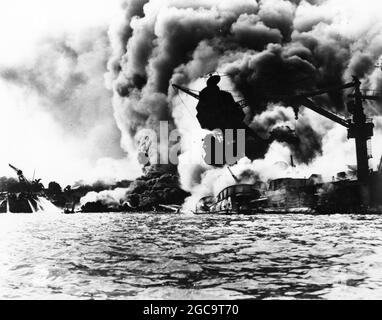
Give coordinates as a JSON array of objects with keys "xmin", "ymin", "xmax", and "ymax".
[{"xmin": 1, "ymin": 213, "xmax": 382, "ymax": 299}]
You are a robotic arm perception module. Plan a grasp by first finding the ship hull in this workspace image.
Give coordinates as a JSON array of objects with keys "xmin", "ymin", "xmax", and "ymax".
[
  {"xmin": 0, "ymin": 193, "xmax": 40, "ymax": 214},
  {"xmin": 194, "ymin": 174, "xmax": 382, "ymax": 215}
]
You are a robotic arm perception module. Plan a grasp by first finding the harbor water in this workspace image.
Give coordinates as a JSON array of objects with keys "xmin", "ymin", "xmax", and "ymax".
[{"xmin": 1, "ymin": 212, "xmax": 382, "ymax": 300}]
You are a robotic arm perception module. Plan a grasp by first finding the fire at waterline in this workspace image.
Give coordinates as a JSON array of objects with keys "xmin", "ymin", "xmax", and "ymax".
[
  {"xmin": 2, "ymin": 70, "xmax": 382, "ymax": 215},
  {"xmin": 0, "ymin": 163, "xmax": 188, "ymax": 214},
  {"xmin": 174, "ymin": 72, "xmax": 382, "ymax": 214}
]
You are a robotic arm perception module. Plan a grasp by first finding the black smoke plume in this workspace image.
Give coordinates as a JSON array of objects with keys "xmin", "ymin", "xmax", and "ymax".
[
  {"xmin": 108, "ymin": 0, "xmax": 382, "ymax": 167},
  {"xmin": 105, "ymin": 0, "xmax": 382, "ymax": 207}
]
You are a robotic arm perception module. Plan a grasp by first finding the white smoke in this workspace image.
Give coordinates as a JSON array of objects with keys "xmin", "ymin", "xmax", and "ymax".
[
  {"xmin": 105, "ymin": 0, "xmax": 382, "ymax": 209},
  {"xmin": 0, "ymin": 27, "xmax": 143, "ymax": 185},
  {"xmin": 80, "ymin": 188, "xmax": 131, "ymax": 208}
]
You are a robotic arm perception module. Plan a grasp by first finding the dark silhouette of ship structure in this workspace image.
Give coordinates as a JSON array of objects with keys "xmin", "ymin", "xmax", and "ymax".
[
  {"xmin": 173, "ymin": 75, "xmax": 382, "ymax": 214},
  {"xmin": 0, "ymin": 164, "xmax": 60, "ymax": 214}
]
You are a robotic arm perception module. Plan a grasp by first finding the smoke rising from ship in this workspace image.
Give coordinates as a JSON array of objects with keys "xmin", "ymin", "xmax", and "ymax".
[
  {"xmin": 105, "ymin": 0, "xmax": 382, "ymax": 210},
  {"xmin": 1, "ymin": 0, "xmax": 382, "ymax": 209}
]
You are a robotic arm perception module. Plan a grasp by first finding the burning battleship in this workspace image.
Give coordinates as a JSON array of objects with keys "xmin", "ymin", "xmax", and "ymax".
[
  {"xmin": 0, "ymin": 164, "xmax": 61, "ymax": 214},
  {"xmin": 173, "ymin": 75, "xmax": 382, "ymax": 215}
]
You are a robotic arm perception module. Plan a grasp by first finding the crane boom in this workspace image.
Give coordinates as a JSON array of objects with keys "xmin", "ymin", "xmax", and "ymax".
[
  {"xmin": 174, "ymin": 75, "xmax": 376, "ymax": 206},
  {"xmin": 172, "ymin": 84, "xmax": 200, "ymax": 100},
  {"xmin": 172, "ymin": 83, "xmax": 249, "ymax": 109},
  {"xmin": 292, "ymin": 77, "xmax": 375, "ymax": 189},
  {"xmin": 296, "ymin": 81, "xmax": 356, "ymax": 98},
  {"xmin": 286, "ymin": 79, "xmax": 360, "ymax": 128},
  {"xmin": 293, "ymin": 97, "xmax": 350, "ymax": 128}
]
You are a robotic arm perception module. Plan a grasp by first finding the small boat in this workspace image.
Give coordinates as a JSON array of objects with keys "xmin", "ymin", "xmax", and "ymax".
[{"xmin": 64, "ymin": 202, "xmax": 76, "ymax": 214}]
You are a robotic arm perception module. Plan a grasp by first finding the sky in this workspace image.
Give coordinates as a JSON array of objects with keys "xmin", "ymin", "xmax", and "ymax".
[
  {"xmin": 0, "ymin": 0, "xmax": 121, "ymax": 65},
  {"xmin": 0, "ymin": 0, "xmax": 126, "ymax": 186}
]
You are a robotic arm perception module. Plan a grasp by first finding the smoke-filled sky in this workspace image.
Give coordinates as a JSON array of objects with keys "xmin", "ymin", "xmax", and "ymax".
[
  {"xmin": 0, "ymin": 0, "xmax": 132, "ymax": 186},
  {"xmin": 1, "ymin": 0, "xmax": 382, "ymax": 190},
  {"xmin": 104, "ymin": 0, "xmax": 382, "ymax": 209}
]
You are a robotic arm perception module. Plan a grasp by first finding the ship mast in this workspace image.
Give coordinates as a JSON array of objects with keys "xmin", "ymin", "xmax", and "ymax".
[
  {"xmin": 282, "ymin": 77, "xmax": 379, "ymax": 205},
  {"xmin": 227, "ymin": 166, "xmax": 240, "ymax": 184}
]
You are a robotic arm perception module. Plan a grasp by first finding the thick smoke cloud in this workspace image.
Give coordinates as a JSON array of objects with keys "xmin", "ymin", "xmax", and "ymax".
[
  {"xmin": 1, "ymin": 0, "xmax": 380, "ymax": 209},
  {"xmin": 106, "ymin": 0, "xmax": 382, "ymax": 211},
  {"xmin": 108, "ymin": 0, "xmax": 380, "ymax": 158},
  {"xmin": 1, "ymin": 27, "xmax": 124, "ymax": 161}
]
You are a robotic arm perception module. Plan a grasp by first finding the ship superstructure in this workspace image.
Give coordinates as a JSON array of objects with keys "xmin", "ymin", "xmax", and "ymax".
[
  {"xmin": 175, "ymin": 75, "xmax": 382, "ymax": 214},
  {"xmin": 0, "ymin": 164, "xmax": 58, "ymax": 214}
]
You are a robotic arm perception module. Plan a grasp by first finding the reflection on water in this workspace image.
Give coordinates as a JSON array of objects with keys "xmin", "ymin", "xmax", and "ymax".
[{"xmin": 1, "ymin": 213, "xmax": 382, "ymax": 299}]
